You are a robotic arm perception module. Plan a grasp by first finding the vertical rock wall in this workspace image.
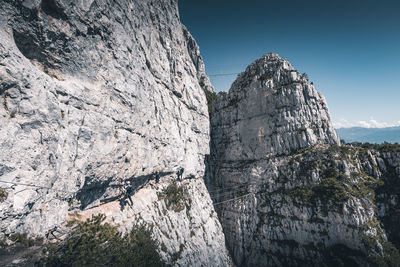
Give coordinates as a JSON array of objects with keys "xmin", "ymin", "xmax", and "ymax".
[
  {"xmin": 211, "ymin": 53, "xmax": 339, "ymax": 165},
  {"xmin": 0, "ymin": 0, "xmax": 231, "ymax": 265},
  {"xmin": 209, "ymin": 53, "xmax": 398, "ymax": 266}
]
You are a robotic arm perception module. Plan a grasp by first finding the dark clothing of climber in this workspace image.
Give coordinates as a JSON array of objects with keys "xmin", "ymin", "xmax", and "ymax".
[
  {"xmin": 126, "ymin": 185, "xmax": 135, "ymax": 195},
  {"xmin": 177, "ymin": 167, "xmax": 184, "ymax": 181},
  {"xmin": 155, "ymin": 173, "xmax": 161, "ymax": 183},
  {"xmin": 125, "ymin": 185, "xmax": 135, "ymax": 206}
]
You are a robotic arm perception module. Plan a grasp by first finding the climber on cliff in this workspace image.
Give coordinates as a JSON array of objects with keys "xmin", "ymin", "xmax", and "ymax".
[
  {"xmin": 177, "ymin": 167, "xmax": 184, "ymax": 181},
  {"xmin": 154, "ymin": 170, "xmax": 161, "ymax": 184},
  {"xmin": 124, "ymin": 181, "xmax": 135, "ymax": 206}
]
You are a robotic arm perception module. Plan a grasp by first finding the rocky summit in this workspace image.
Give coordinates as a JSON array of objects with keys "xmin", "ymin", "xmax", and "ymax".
[
  {"xmin": 210, "ymin": 53, "xmax": 340, "ymax": 162},
  {"xmin": 209, "ymin": 53, "xmax": 400, "ymax": 266},
  {"xmin": 0, "ymin": 1, "xmax": 400, "ymax": 267}
]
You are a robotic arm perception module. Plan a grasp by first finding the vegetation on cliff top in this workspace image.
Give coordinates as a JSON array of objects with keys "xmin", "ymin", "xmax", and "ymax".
[
  {"xmin": 345, "ymin": 141, "xmax": 400, "ymax": 153},
  {"xmin": 278, "ymin": 144, "xmax": 390, "ymax": 215}
]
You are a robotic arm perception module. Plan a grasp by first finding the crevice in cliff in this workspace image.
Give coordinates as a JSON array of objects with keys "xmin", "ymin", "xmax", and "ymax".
[{"xmin": 41, "ymin": 0, "xmax": 68, "ymax": 20}]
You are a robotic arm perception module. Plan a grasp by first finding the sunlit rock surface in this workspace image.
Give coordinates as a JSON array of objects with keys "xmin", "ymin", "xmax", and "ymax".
[
  {"xmin": 209, "ymin": 54, "xmax": 399, "ymax": 266},
  {"xmin": 0, "ymin": 0, "xmax": 231, "ymax": 265}
]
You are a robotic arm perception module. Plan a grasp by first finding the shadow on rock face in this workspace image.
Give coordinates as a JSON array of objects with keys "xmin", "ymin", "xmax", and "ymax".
[
  {"xmin": 76, "ymin": 177, "xmax": 113, "ymax": 209},
  {"xmin": 12, "ymin": 27, "xmax": 65, "ymax": 80},
  {"xmin": 13, "ymin": 29, "xmax": 44, "ymax": 64},
  {"xmin": 41, "ymin": 0, "xmax": 68, "ymax": 20},
  {"xmin": 11, "ymin": 0, "xmax": 70, "ymax": 79}
]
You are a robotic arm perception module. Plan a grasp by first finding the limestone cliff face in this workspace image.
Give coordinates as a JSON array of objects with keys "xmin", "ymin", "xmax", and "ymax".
[
  {"xmin": 211, "ymin": 53, "xmax": 339, "ymax": 164},
  {"xmin": 209, "ymin": 54, "xmax": 399, "ymax": 266},
  {"xmin": 0, "ymin": 0, "xmax": 231, "ymax": 265}
]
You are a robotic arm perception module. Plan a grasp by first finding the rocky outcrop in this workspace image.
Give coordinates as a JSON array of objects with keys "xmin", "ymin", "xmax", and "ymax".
[
  {"xmin": 209, "ymin": 54, "xmax": 399, "ymax": 266},
  {"xmin": 211, "ymin": 53, "xmax": 339, "ymax": 163},
  {"xmin": 66, "ymin": 178, "xmax": 229, "ymax": 266},
  {"xmin": 0, "ymin": 0, "xmax": 231, "ymax": 265}
]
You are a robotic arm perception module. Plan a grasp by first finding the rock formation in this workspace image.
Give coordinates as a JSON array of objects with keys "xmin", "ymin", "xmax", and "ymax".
[
  {"xmin": 209, "ymin": 53, "xmax": 400, "ymax": 266},
  {"xmin": 1, "ymin": 0, "xmax": 399, "ymax": 266},
  {"xmin": 0, "ymin": 0, "xmax": 231, "ymax": 265},
  {"xmin": 211, "ymin": 53, "xmax": 339, "ymax": 163}
]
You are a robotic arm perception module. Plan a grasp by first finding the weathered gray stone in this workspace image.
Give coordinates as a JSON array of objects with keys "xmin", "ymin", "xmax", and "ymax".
[
  {"xmin": 0, "ymin": 0, "xmax": 231, "ymax": 265},
  {"xmin": 1, "ymin": 1, "xmax": 399, "ymax": 266},
  {"xmin": 211, "ymin": 53, "xmax": 339, "ymax": 163},
  {"xmin": 209, "ymin": 54, "xmax": 397, "ymax": 266}
]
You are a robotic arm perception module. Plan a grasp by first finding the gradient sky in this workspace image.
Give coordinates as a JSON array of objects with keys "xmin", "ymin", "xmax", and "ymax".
[{"xmin": 178, "ymin": 0, "xmax": 400, "ymax": 128}]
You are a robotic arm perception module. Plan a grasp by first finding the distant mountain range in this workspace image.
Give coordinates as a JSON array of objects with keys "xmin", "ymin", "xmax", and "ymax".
[{"xmin": 336, "ymin": 126, "xmax": 400, "ymax": 144}]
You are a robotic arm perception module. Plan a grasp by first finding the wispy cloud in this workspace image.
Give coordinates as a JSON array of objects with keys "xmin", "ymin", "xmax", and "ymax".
[{"xmin": 333, "ymin": 119, "xmax": 400, "ymax": 129}]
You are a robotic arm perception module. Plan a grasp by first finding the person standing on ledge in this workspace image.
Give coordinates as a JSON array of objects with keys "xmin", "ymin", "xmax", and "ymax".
[
  {"xmin": 125, "ymin": 181, "xmax": 135, "ymax": 206},
  {"xmin": 155, "ymin": 171, "xmax": 161, "ymax": 184},
  {"xmin": 177, "ymin": 167, "xmax": 184, "ymax": 181}
]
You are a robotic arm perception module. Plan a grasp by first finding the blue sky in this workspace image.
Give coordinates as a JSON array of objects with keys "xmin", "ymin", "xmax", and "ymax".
[{"xmin": 179, "ymin": 0, "xmax": 400, "ymax": 128}]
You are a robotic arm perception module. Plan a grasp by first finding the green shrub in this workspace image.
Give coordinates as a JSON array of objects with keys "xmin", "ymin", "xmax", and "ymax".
[
  {"xmin": 204, "ymin": 89, "xmax": 217, "ymax": 114},
  {"xmin": 289, "ymin": 178, "xmax": 349, "ymax": 211},
  {"xmin": 163, "ymin": 182, "xmax": 186, "ymax": 212},
  {"xmin": 39, "ymin": 214, "xmax": 164, "ymax": 267},
  {"xmin": 259, "ymin": 72, "xmax": 273, "ymax": 81},
  {"xmin": 0, "ymin": 188, "xmax": 8, "ymax": 202},
  {"xmin": 362, "ymin": 233, "xmax": 400, "ymax": 267},
  {"xmin": 312, "ymin": 178, "xmax": 349, "ymax": 208},
  {"xmin": 322, "ymin": 167, "xmax": 340, "ymax": 179},
  {"xmin": 8, "ymin": 233, "xmax": 43, "ymax": 247}
]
